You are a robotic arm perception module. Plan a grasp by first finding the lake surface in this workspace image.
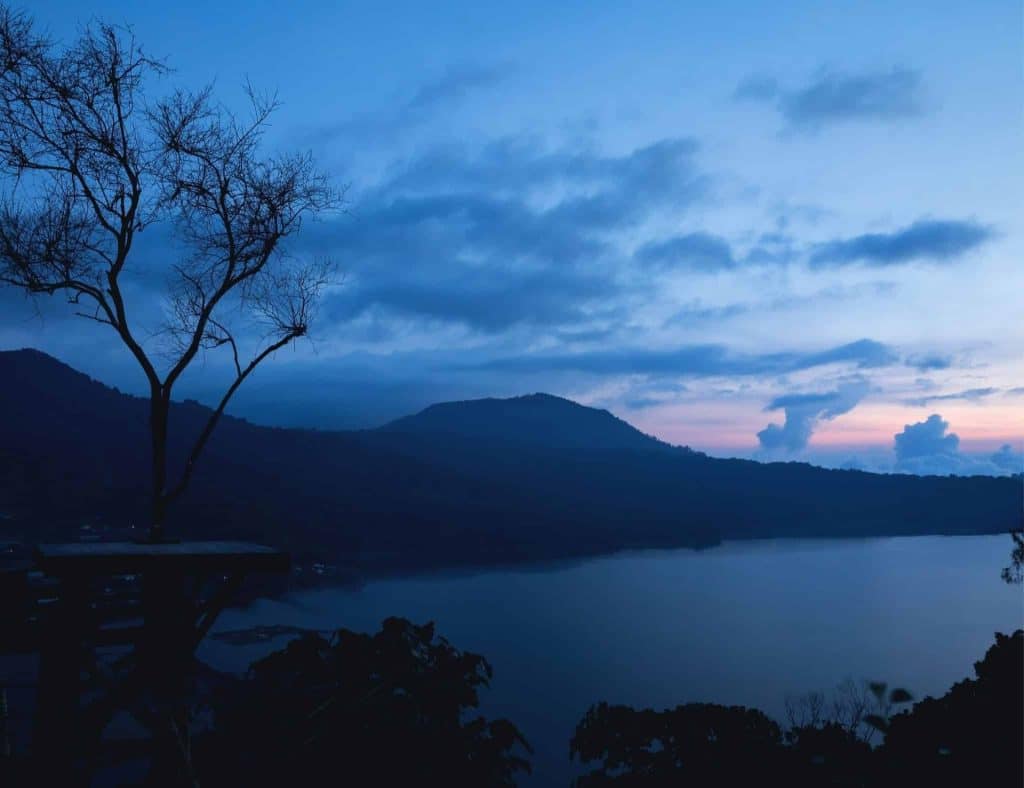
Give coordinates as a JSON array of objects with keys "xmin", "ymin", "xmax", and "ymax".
[{"xmin": 202, "ymin": 535, "xmax": 1023, "ymax": 786}]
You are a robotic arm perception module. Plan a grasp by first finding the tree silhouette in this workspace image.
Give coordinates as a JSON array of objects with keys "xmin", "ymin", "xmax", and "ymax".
[
  {"xmin": 0, "ymin": 6, "xmax": 338, "ymax": 539},
  {"xmin": 569, "ymin": 633, "xmax": 1020, "ymax": 787},
  {"xmin": 785, "ymin": 677, "xmax": 900, "ymax": 742},
  {"xmin": 570, "ymin": 702, "xmax": 785, "ymax": 785},
  {"xmin": 881, "ymin": 629, "xmax": 1023, "ymax": 787},
  {"xmin": 1001, "ymin": 531, "xmax": 1023, "ymax": 584},
  {"xmin": 197, "ymin": 617, "xmax": 532, "ymax": 786}
]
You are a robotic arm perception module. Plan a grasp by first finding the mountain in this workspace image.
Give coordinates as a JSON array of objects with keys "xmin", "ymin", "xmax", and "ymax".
[
  {"xmin": 379, "ymin": 393, "xmax": 683, "ymax": 453},
  {"xmin": 0, "ymin": 349, "xmax": 1020, "ymax": 577}
]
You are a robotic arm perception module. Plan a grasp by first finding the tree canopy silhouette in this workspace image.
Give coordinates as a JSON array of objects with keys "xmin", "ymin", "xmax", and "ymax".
[
  {"xmin": 0, "ymin": 6, "xmax": 338, "ymax": 539},
  {"xmin": 197, "ymin": 617, "xmax": 532, "ymax": 786},
  {"xmin": 1001, "ymin": 530, "xmax": 1023, "ymax": 584},
  {"xmin": 569, "ymin": 631, "xmax": 1020, "ymax": 787},
  {"xmin": 570, "ymin": 702, "xmax": 786, "ymax": 786},
  {"xmin": 882, "ymin": 629, "xmax": 1023, "ymax": 787}
]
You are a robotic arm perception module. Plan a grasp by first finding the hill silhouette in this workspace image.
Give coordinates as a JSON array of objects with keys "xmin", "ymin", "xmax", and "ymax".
[
  {"xmin": 380, "ymin": 393, "xmax": 683, "ymax": 453},
  {"xmin": 0, "ymin": 349, "xmax": 1019, "ymax": 576}
]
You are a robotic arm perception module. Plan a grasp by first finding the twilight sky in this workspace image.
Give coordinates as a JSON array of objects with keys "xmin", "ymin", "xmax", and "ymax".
[{"xmin": 4, "ymin": 0, "xmax": 1023, "ymax": 475}]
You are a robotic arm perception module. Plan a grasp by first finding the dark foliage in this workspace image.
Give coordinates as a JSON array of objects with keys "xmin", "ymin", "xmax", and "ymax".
[
  {"xmin": 570, "ymin": 702, "xmax": 785, "ymax": 785},
  {"xmin": 195, "ymin": 617, "xmax": 531, "ymax": 786},
  {"xmin": 571, "ymin": 631, "xmax": 1022, "ymax": 788},
  {"xmin": 0, "ymin": 351, "xmax": 1019, "ymax": 578},
  {"xmin": 881, "ymin": 629, "xmax": 1023, "ymax": 787},
  {"xmin": 1001, "ymin": 531, "xmax": 1023, "ymax": 584},
  {"xmin": 786, "ymin": 722, "xmax": 874, "ymax": 786}
]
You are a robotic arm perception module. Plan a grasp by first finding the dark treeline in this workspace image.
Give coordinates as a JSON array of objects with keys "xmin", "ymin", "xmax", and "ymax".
[
  {"xmin": 3, "ymin": 615, "xmax": 1020, "ymax": 785},
  {"xmin": 1, "ymin": 349, "xmax": 1020, "ymax": 578},
  {"xmin": 569, "ymin": 629, "xmax": 1022, "ymax": 786},
  {"xmin": 66, "ymin": 623, "xmax": 1022, "ymax": 787}
]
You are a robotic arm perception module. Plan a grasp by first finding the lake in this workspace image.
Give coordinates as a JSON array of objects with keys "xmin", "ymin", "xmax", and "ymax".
[{"xmin": 202, "ymin": 535, "xmax": 1024, "ymax": 786}]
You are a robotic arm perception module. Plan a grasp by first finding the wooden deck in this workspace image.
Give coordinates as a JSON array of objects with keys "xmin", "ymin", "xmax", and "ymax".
[
  {"xmin": 34, "ymin": 540, "xmax": 289, "ymax": 576},
  {"xmin": 2, "ymin": 540, "xmax": 291, "ymax": 780}
]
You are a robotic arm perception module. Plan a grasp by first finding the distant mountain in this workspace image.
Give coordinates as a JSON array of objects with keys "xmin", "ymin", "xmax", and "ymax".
[
  {"xmin": 380, "ymin": 393, "xmax": 684, "ymax": 453},
  {"xmin": 0, "ymin": 349, "xmax": 1019, "ymax": 577}
]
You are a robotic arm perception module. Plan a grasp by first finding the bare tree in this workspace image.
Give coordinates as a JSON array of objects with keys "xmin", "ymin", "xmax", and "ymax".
[
  {"xmin": 829, "ymin": 678, "xmax": 873, "ymax": 738},
  {"xmin": 784, "ymin": 689, "xmax": 825, "ymax": 730},
  {"xmin": 785, "ymin": 678, "xmax": 912, "ymax": 743},
  {"xmin": 0, "ymin": 7, "xmax": 339, "ymax": 540}
]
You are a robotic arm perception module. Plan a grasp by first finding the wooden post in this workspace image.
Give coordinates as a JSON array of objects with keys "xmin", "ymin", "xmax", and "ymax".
[
  {"xmin": 34, "ymin": 576, "xmax": 92, "ymax": 785},
  {"xmin": 31, "ymin": 542, "xmax": 289, "ymax": 785},
  {"xmin": 140, "ymin": 568, "xmax": 196, "ymax": 787}
]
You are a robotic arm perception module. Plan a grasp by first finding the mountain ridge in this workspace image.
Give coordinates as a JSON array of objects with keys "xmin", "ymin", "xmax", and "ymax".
[
  {"xmin": 0, "ymin": 348, "xmax": 1019, "ymax": 577},
  {"xmin": 378, "ymin": 391, "xmax": 690, "ymax": 454}
]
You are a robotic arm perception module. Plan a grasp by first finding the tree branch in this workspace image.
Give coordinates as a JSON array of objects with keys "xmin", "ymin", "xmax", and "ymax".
[{"xmin": 164, "ymin": 330, "xmax": 302, "ymax": 506}]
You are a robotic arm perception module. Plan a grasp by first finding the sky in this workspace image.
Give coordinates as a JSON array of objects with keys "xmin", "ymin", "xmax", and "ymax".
[{"xmin": 3, "ymin": 0, "xmax": 1023, "ymax": 475}]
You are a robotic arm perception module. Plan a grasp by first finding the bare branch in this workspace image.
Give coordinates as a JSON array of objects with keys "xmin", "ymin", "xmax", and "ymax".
[
  {"xmin": 164, "ymin": 328, "xmax": 304, "ymax": 508},
  {"xmin": 0, "ymin": 5, "xmax": 339, "ymax": 535}
]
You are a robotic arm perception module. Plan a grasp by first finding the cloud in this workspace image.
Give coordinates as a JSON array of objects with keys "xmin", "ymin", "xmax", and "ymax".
[
  {"xmin": 307, "ymin": 62, "xmax": 511, "ymax": 145},
  {"xmin": 736, "ymin": 67, "xmax": 926, "ymax": 130},
  {"xmin": 903, "ymin": 387, "xmax": 998, "ymax": 407},
  {"xmin": 757, "ymin": 380, "xmax": 870, "ymax": 452},
  {"xmin": 470, "ymin": 339, "xmax": 897, "ymax": 378},
  {"xmin": 328, "ymin": 261, "xmax": 618, "ymax": 333},
  {"xmin": 634, "ymin": 232, "xmax": 734, "ymax": 271},
  {"xmin": 314, "ymin": 136, "xmax": 708, "ymax": 332},
  {"xmin": 892, "ymin": 414, "xmax": 1020, "ymax": 476},
  {"xmin": 381, "ymin": 137, "xmax": 707, "ymax": 225},
  {"xmin": 894, "ymin": 414, "xmax": 960, "ymax": 464},
  {"xmin": 665, "ymin": 300, "xmax": 749, "ymax": 325},
  {"xmin": 809, "ymin": 220, "xmax": 994, "ymax": 267},
  {"xmin": 906, "ymin": 353, "xmax": 953, "ymax": 371},
  {"xmin": 800, "ymin": 339, "xmax": 897, "ymax": 369},
  {"xmin": 406, "ymin": 63, "xmax": 511, "ymax": 111},
  {"xmin": 664, "ymin": 283, "xmax": 900, "ymax": 328},
  {"xmin": 990, "ymin": 444, "xmax": 1023, "ymax": 474},
  {"xmin": 742, "ymin": 231, "xmax": 799, "ymax": 266},
  {"xmin": 620, "ymin": 380, "xmax": 692, "ymax": 411}
]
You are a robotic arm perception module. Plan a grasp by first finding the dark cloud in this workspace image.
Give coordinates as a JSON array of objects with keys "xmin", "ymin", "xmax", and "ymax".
[
  {"xmin": 742, "ymin": 230, "xmax": 799, "ymax": 266},
  {"xmin": 903, "ymin": 387, "xmax": 998, "ymax": 407},
  {"xmin": 634, "ymin": 232, "xmax": 734, "ymax": 271},
  {"xmin": 906, "ymin": 353, "xmax": 953, "ymax": 371},
  {"xmin": 311, "ymin": 137, "xmax": 708, "ymax": 332},
  {"xmin": 381, "ymin": 137, "xmax": 706, "ymax": 224},
  {"xmin": 809, "ymin": 220, "xmax": 993, "ymax": 267},
  {"xmin": 327, "ymin": 264, "xmax": 619, "ymax": 333},
  {"xmin": 406, "ymin": 63, "xmax": 512, "ymax": 111},
  {"xmin": 469, "ymin": 339, "xmax": 897, "ymax": 378},
  {"xmin": 306, "ymin": 62, "xmax": 512, "ymax": 145},
  {"xmin": 736, "ymin": 67, "xmax": 926, "ymax": 130},
  {"xmin": 616, "ymin": 380, "xmax": 691, "ymax": 412},
  {"xmin": 757, "ymin": 380, "xmax": 869, "ymax": 452},
  {"xmin": 799, "ymin": 339, "xmax": 897, "ymax": 369}
]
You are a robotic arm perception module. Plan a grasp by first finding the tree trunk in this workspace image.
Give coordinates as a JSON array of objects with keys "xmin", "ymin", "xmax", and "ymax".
[{"xmin": 149, "ymin": 392, "xmax": 169, "ymax": 542}]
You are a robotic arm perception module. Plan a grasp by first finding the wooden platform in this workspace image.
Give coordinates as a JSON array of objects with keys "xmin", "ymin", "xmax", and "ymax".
[
  {"xmin": 34, "ymin": 541, "xmax": 289, "ymax": 577},
  {"xmin": 12, "ymin": 541, "xmax": 290, "ymax": 781}
]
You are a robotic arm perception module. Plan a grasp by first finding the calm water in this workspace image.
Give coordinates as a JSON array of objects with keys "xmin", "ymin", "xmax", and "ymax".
[{"xmin": 202, "ymin": 535, "xmax": 1023, "ymax": 786}]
